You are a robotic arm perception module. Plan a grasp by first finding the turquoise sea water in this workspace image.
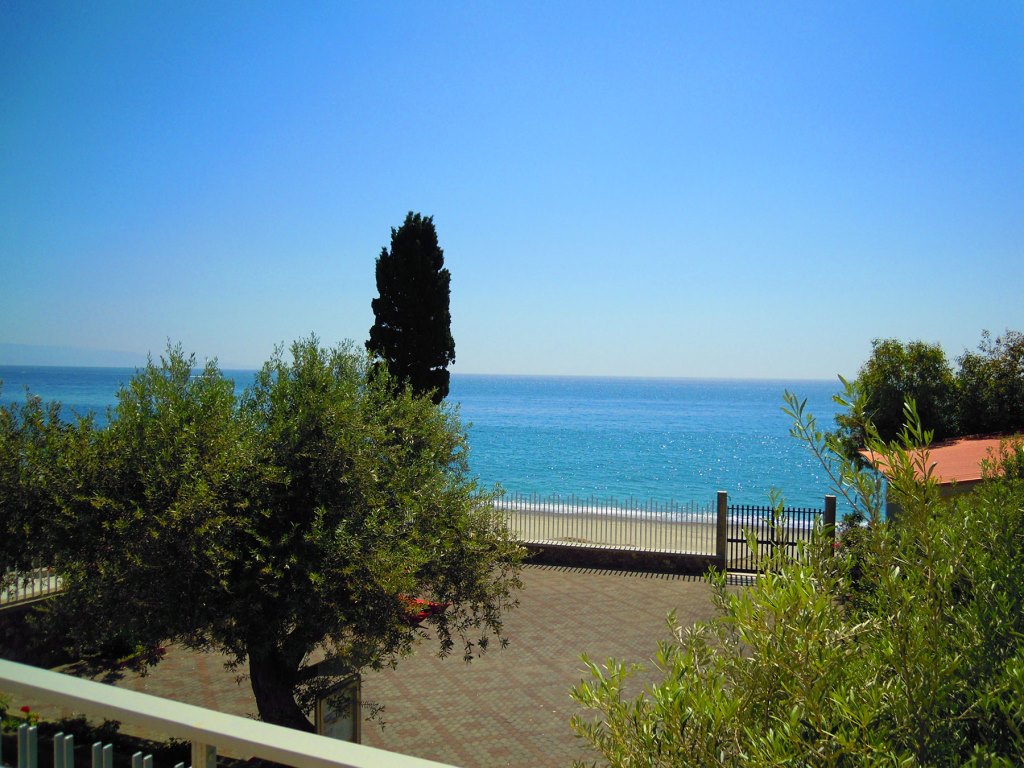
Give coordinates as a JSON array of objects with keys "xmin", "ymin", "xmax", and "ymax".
[{"xmin": 0, "ymin": 366, "xmax": 845, "ymax": 511}]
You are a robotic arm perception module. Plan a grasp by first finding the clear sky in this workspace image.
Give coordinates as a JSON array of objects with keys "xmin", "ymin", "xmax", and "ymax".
[{"xmin": 2, "ymin": 2, "xmax": 1021, "ymax": 378}]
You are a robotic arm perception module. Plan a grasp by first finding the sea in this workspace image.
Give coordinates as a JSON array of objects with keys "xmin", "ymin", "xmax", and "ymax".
[{"xmin": 0, "ymin": 366, "xmax": 847, "ymax": 512}]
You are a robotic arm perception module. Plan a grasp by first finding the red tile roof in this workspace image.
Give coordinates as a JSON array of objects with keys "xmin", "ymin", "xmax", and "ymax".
[{"xmin": 862, "ymin": 437, "xmax": 1008, "ymax": 484}]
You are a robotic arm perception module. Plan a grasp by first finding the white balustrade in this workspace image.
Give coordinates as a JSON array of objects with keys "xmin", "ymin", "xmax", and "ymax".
[{"xmin": 0, "ymin": 659, "xmax": 455, "ymax": 768}]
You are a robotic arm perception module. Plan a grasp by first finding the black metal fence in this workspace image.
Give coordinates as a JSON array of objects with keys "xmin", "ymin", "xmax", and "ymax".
[{"xmin": 726, "ymin": 498, "xmax": 836, "ymax": 572}]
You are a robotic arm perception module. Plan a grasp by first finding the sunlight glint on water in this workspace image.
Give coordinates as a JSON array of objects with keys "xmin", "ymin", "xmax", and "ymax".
[{"xmin": 0, "ymin": 367, "xmax": 845, "ymax": 511}]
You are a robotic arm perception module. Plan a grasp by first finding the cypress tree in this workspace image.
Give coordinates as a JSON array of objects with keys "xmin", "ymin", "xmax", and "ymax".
[{"xmin": 367, "ymin": 212, "xmax": 455, "ymax": 403}]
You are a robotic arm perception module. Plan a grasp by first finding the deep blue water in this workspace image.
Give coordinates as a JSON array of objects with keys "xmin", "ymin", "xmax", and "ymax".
[{"xmin": 0, "ymin": 366, "xmax": 844, "ymax": 510}]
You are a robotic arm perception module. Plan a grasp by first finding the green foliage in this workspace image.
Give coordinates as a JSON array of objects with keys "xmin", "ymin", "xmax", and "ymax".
[
  {"xmin": 834, "ymin": 338, "xmax": 956, "ymax": 455},
  {"xmin": 957, "ymin": 329, "xmax": 1024, "ymax": 436},
  {"xmin": 836, "ymin": 329, "xmax": 1024, "ymax": 457},
  {"xmin": 0, "ymin": 389, "xmax": 45, "ymax": 581},
  {"xmin": 571, "ymin": 381, "xmax": 1024, "ymax": 767},
  {"xmin": 43, "ymin": 347, "xmax": 253, "ymax": 657},
  {"xmin": 982, "ymin": 435, "xmax": 1024, "ymax": 481},
  {"xmin": 18, "ymin": 338, "xmax": 522, "ymax": 731},
  {"xmin": 0, "ymin": 386, "xmax": 97, "ymax": 590},
  {"xmin": 366, "ymin": 212, "xmax": 456, "ymax": 404}
]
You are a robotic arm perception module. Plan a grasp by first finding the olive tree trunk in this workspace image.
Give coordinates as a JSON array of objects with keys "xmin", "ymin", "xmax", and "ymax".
[{"xmin": 247, "ymin": 645, "xmax": 315, "ymax": 732}]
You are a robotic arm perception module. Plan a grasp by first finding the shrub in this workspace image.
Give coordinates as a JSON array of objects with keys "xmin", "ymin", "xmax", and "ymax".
[{"xmin": 571, "ymin": 383, "xmax": 1024, "ymax": 766}]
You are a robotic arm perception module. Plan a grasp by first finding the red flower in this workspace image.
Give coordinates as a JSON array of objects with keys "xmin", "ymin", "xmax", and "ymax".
[
  {"xmin": 399, "ymin": 595, "xmax": 451, "ymax": 625},
  {"xmin": 20, "ymin": 705, "xmax": 31, "ymax": 713}
]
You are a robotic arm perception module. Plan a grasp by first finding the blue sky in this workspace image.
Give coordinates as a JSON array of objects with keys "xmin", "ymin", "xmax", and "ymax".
[{"xmin": 2, "ymin": 2, "xmax": 1021, "ymax": 377}]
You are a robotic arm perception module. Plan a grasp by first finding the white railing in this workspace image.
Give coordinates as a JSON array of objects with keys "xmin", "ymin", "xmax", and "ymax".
[
  {"xmin": 498, "ymin": 491, "xmax": 719, "ymax": 554},
  {"xmin": 1, "ymin": 565, "xmax": 62, "ymax": 608},
  {"xmin": 499, "ymin": 491, "xmax": 838, "ymax": 572},
  {"xmin": 0, "ymin": 659, "xmax": 456, "ymax": 768}
]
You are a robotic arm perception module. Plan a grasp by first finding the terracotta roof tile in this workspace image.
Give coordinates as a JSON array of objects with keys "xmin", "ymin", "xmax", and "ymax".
[{"xmin": 862, "ymin": 437, "xmax": 1009, "ymax": 484}]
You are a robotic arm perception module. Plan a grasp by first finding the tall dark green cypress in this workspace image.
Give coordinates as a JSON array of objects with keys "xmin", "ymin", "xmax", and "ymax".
[{"xmin": 367, "ymin": 212, "xmax": 455, "ymax": 403}]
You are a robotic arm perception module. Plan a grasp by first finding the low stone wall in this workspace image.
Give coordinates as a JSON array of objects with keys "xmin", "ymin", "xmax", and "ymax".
[{"xmin": 522, "ymin": 541, "xmax": 723, "ymax": 576}]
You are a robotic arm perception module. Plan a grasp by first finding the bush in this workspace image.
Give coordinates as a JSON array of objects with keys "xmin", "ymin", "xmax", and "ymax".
[
  {"xmin": 982, "ymin": 435, "xmax": 1024, "ymax": 481},
  {"xmin": 571, "ymin": 383, "xmax": 1024, "ymax": 766}
]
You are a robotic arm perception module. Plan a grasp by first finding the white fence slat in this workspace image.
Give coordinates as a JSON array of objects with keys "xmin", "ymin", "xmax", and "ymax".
[
  {"xmin": 17, "ymin": 724, "xmax": 38, "ymax": 768},
  {"xmin": 54, "ymin": 732, "xmax": 65, "ymax": 768}
]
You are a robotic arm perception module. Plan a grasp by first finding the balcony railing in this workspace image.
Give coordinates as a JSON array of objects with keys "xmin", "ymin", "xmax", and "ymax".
[
  {"xmin": 0, "ymin": 659, "xmax": 455, "ymax": 768},
  {"xmin": 1, "ymin": 565, "xmax": 62, "ymax": 608}
]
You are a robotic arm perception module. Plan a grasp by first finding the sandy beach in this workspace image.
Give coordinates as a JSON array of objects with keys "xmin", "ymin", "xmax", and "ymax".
[{"xmin": 501, "ymin": 507, "xmax": 720, "ymax": 554}]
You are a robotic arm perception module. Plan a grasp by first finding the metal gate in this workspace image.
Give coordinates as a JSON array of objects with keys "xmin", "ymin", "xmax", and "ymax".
[{"xmin": 726, "ymin": 496, "xmax": 836, "ymax": 573}]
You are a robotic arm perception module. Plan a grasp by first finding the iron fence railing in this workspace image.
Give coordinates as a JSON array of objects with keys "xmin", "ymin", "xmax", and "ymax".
[{"xmin": 725, "ymin": 502, "xmax": 831, "ymax": 573}]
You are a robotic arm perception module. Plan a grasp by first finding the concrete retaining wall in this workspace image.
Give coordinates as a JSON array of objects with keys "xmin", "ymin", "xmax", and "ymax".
[{"xmin": 522, "ymin": 542, "xmax": 723, "ymax": 576}]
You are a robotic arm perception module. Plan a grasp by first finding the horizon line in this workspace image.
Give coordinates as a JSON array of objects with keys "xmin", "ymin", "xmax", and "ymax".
[{"xmin": 0, "ymin": 361, "xmax": 840, "ymax": 384}]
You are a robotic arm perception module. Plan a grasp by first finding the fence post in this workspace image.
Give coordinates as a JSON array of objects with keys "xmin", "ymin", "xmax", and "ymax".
[
  {"xmin": 191, "ymin": 743, "xmax": 216, "ymax": 768},
  {"xmin": 824, "ymin": 495, "xmax": 837, "ymax": 543},
  {"xmin": 716, "ymin": 491, "xmax": 728, "ymax": 571}
]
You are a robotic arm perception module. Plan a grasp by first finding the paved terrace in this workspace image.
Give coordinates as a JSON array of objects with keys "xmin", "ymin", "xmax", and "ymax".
[{"xmin": 35, "ymin": 565, "xmax": 731, "ymax": 768}]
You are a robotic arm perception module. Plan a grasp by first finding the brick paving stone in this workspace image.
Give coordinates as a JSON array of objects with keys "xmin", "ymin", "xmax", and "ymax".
[
  {"xmin": 358, "ymin": 565, "xmax": 725, "ymax": 767},
  {"xmin": 10, "ymin": 564, "xmax": 732, "ymax": 768}
]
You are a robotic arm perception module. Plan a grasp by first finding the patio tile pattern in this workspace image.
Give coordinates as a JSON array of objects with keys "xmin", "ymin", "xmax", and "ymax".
[
  {"xmin": 28, "ymin": 565, "xmax": 730, "ymax": 767},
  {"xmin": 358, "ymin": 565, "xmax": 723, "ymax": 767}
]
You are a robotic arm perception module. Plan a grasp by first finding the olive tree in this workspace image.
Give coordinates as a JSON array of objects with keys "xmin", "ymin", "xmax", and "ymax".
[
  {"xmin": 49, "ymin": 338, "xmax": 522, "ymax": 731},
  {"xmin": 0, "ymin": 389, "xmax": 96, "ymax": 593}
]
